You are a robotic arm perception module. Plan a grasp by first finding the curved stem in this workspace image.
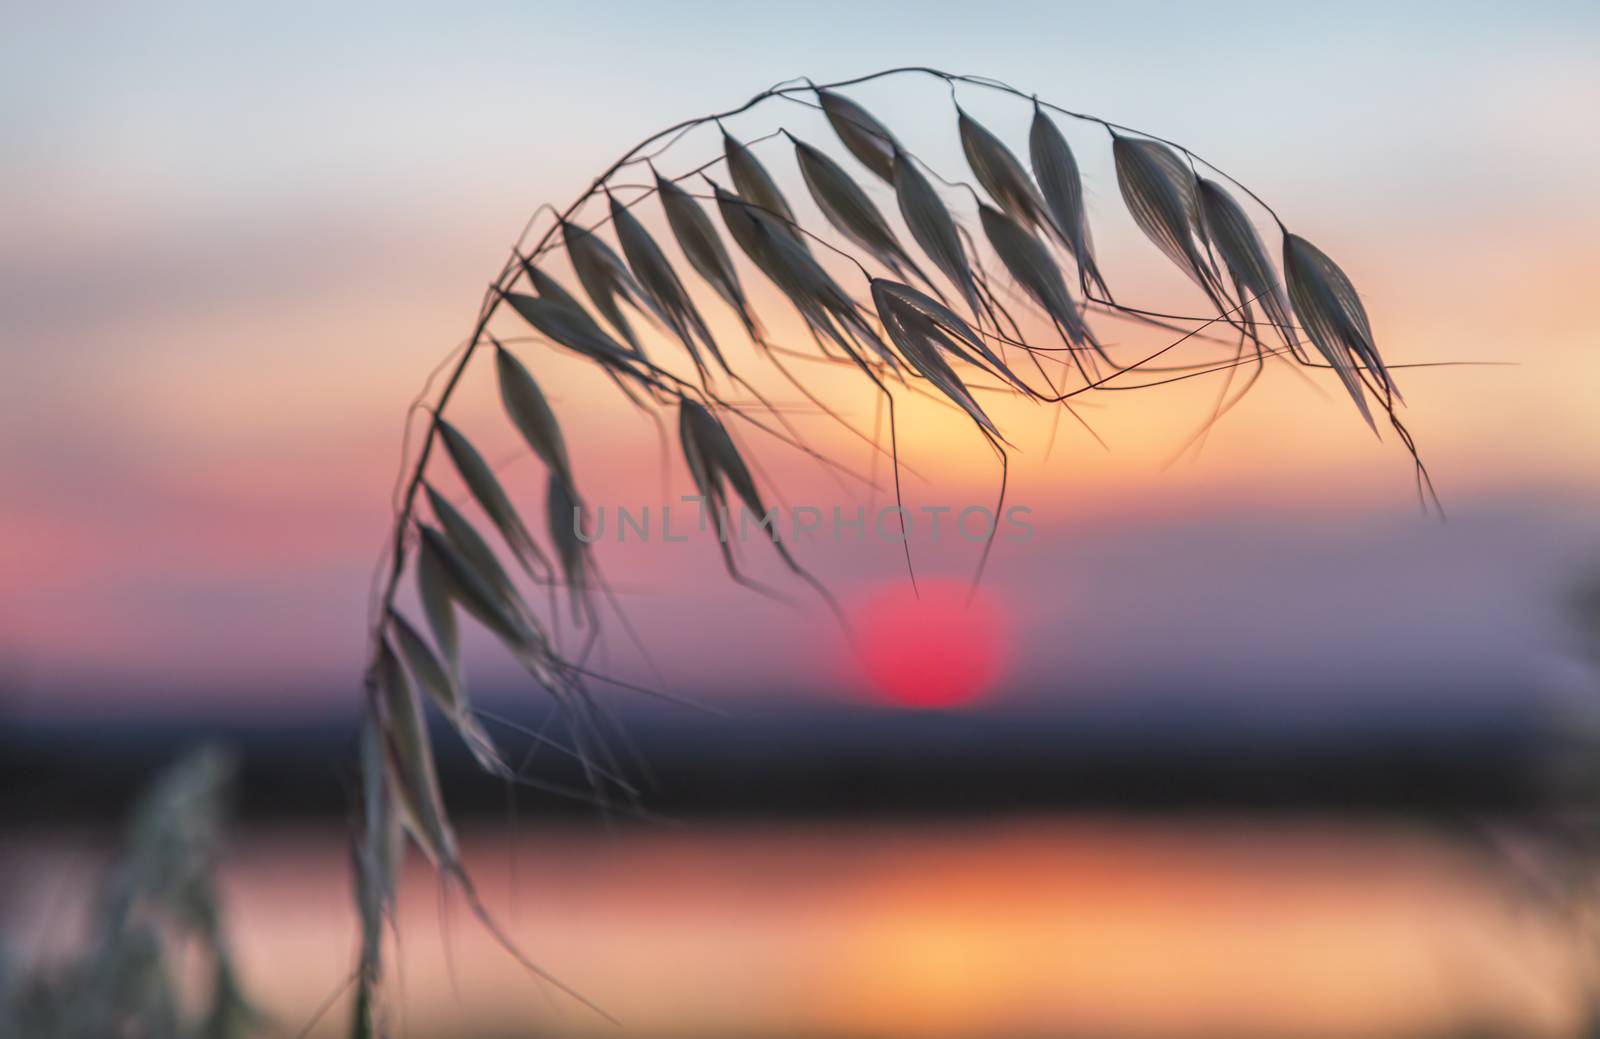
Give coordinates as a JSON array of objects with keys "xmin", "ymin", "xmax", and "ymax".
[{"xmin": 364, "ymin": 64, "xmax": 1316, "ymax": 736}]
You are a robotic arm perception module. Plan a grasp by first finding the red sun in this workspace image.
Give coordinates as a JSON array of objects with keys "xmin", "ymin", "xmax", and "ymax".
[{"xmin": 854, "ymin": 579, "xmax": 1007, "ymax": 709}]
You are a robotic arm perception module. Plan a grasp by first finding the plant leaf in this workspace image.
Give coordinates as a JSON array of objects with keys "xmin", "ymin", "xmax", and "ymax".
[
  {"xmin": 389, "ymin": 608, "xmax": 508, "ymax": 777},
  {"xmin": 710, "ymin": 176, "xmax": 895, "ymax": 370},
  {"xmin": 501, "ymin": 289, "xmax": 650, "ymax": 388},
  {"xmin": 892, "ymin": 149, "xmax": 980, "ymax": 319},
  {"xmin": 375, "ymin": 638, "xmax": 456, "ymax": 866},
  {"xmin": 958, "ymin": 107, "xmax": 1049, "ymax": 235},
  {"xmin": 871, "ymin": 277, "xmax": 1027, "ymax": 392},
  {"xmin": 355, "ymin": 713, "xmax": 397, "ymax": 964},
  {"xmin": 722, "ymin": 131, "xmax": 806, "ymax": 250},
  {"xmin": 1028, "ymin": 104, "xmax": 1109, "ymax": 299},
  {"xmin": 415, "ymin": 541, "xmax": 458, "ymax": 671},
  {"xmin": 560, "ymin": 219, "xmax": 660, "ymax": 354},
  {"xmin": 1196, "ymin": 178, "xmax": 1298, "ymax": 353},
  {"xmin": 494, "ymin": 342, "xmax": 573, "ymax": 487},
  {"xmin": 677, "ymin": 400, "xmax": 717, "ymax": 508},
  {"xmin": 817, "ymin": 88, "xmax": 898, "ymax": 182},
  {"xmin": 978, "ymin": 204, "xmax": 1096, "ymax": 350},
  {"xmin": 1284, "ymin": 233, "xmax": 1394, "ymax": 426},
  {"xmin": 678, "ymin": 400, "xmax": 797, "ymax": 566},
  {"xmin": 353, "ymin": 711, "xmax": 405, "ymax": 1039},
  {"xmin": 424, "ymin": 481, "xmax": 523, "ymax": 612},
  {"xmin": 1113, "ymin": 136, "xmax": 1225, "ymax": 308},
  {"xmin": 388, "ymin": 608, "xmax": 461, "ymax": 716},
  {"xmin": 435, "ymin": 418, "xmax": 550, "ymax": 581},
  {"xmin": 416, "ymin": 522, "xmax": 533, "ymax": 650},
  {"xmin": 417, "ymin": 523, "xmax": 564, "ymax": 701},
  {"xmin": 520, "ymin": 260, "xmax": 589, "ymax": 317},
  {"xmin": 607, "ymin": 191, "xmax": 728, "ymax": 374},
  {"xmin": 872, "ymin": 279, "xmax": 998, "ymax": 435},
  {"xmin": 679, "ymin": 400, "xmax": 762, "ymax": 520},
  {"xmin": 790, "ymin": 133, "xmax": 926, "ymax": 286},
  {"xmin": 545, "ymin": 471, "xmax": 591, "ymax": 624},
  {"xmin": 655, "ymin": 170, "xmax": 761, "ymax": 338},
  {"xmin": 420, "ymin": 481, "xmax": 559, "ymax": 669}
]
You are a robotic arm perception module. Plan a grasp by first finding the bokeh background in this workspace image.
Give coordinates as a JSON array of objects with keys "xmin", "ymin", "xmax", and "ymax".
[{"xmin": 4, "ymin": 2, "xmax": 1600, "ymax": 1036}]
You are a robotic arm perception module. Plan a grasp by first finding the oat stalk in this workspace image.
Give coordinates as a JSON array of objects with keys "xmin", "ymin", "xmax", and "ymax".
[{"xmin": 349, "ymin": 66, "xmax": 1450, "ymax": 1036}]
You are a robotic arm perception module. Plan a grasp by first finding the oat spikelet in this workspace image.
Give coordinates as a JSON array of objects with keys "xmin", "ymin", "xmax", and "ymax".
[
  {"xmin": 1028, "ymin": 103, "xmax": 1109, "ymax": 299},
  {"xmin": 893, "ymin": 148, "xmax": 980, "ymax": 319},
  {"xmin": 817, "ymin": 88, "xmax": 898, "ymax": 181},
  {"xmin": 656, "ymin": 169, "xmax": 762, "ymax": 338},
  {"xmin": 1113, "ymin": 136, "xmax": 1226, "ymax": 308},
  {"xmin": 1197, "ymin": 178, "xmax": 1298, "ymax": 353}
]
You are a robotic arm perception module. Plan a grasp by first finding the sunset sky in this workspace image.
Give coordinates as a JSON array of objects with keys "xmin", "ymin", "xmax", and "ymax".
[{"xmin": 3, "ymin": 1, "xmax": 1598, "ymax": 720}]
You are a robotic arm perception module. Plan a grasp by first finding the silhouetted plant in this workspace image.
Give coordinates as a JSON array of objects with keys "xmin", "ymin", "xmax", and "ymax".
[
  {"xmin": 351, "ymin": 67, "xmax": 1437, "ymax": 1034},
  {"xmin": 1, "ymin": 748, "xmax": 256, "ymax": 1039}
]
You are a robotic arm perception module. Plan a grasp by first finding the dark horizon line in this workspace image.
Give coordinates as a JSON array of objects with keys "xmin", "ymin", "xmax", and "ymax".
[{"xmin": 0, "ymin": 693, "xmax": 1560, "ymax": 826}]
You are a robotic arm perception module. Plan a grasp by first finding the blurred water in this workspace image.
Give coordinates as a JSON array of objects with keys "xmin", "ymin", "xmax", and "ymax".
[{"xmin": 4, "ymin": 817, "xmax": 1589, "ymax": 1038}]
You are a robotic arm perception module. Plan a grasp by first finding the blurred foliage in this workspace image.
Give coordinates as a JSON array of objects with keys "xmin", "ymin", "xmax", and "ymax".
[
  {"xmin": 1573, "ymin": 572, "xmax": 1600, "ymax": 654},
  {"xmin": 1, "ymin": 746, "xmax": 259, "ymax": 1039}
]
